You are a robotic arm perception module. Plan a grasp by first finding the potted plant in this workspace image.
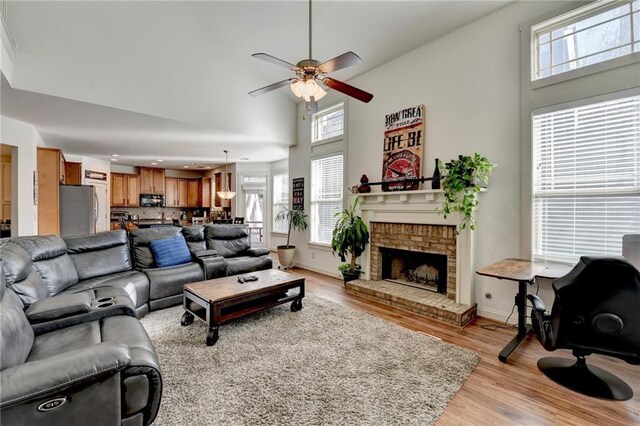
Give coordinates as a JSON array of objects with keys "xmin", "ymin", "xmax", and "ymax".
[
  {"xmin": 439, "ymin": 153, "xmax": 494, "ymax": 231},
  {"xmin": 331, "ymin": 197, "xmax": 370, "ymax": 284},
  {"xmin": 275, "ymin": 207, "xmax": 309, "ymax": 269}
]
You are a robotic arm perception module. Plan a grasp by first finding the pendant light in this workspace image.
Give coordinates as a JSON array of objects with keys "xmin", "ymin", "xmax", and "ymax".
[{"xmin": 217, "ymin": 150, "xmax": 236, "ymax": 200}]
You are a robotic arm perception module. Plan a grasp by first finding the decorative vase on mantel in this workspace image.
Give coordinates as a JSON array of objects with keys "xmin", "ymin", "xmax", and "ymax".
[{"xmin": 431, "ymin": 158, "xmax": 441, "ymax": 190}]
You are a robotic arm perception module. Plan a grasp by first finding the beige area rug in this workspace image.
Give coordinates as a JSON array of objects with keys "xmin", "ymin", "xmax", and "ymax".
[{"xmin": 141, "ymin": 295, "xmax": 479, "ymax": 425}]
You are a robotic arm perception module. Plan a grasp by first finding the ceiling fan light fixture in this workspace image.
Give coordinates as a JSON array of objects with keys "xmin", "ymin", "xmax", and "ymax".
[{"xmin": 290, "ymin": 80, "xmax": 305, "ymax": 97}]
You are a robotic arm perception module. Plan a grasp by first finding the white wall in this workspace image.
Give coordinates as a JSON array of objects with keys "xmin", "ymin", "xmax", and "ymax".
[
  {"xmin": 287, "ymin": 1, "xmax": 574, "ymax": 320},
  {"xmin": 0, "ymin": 116, "xmax": 43, "ymax": 236}
]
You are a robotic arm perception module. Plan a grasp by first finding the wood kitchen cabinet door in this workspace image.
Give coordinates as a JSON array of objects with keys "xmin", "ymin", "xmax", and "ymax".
[
  {"xmin": 165, "ymin": 177, "xmax": 176, "ymax": 206},
  {"xmin": 111, "ymin": 173, "xmax": 127, "ymax": 207},
  {"xmin": 177, "ymin": 179, "xmax": 189, "ymax": 207},
  {"xmin": 139, "ymin": 168, "xmax": 153, "ymax": 193},
  {"xmin": 37, "ymin": 147, "xmax": 63, "ymax": 235},
  {"xmin": 127, "ymin": 174, "xmax": 140, "ymax": 206},
  {"xmin": 65, "ymin": 162, "xmax": 82, "ymax": 185},
  {"xmin": 152, "ymin": 169, "xmax": 165, "ymax": 193},
  {"xmin": 201, "ymin": 178, "xmax": 211, "ymax": 207},
  {"xmin": 187, "ymin": 179, "xmax": 200, "ymax": 207}
]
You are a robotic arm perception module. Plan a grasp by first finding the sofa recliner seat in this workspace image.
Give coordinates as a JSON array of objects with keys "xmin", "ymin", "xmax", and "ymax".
[
  {"xmin": 0, "ymin": 267, "xmax": 162, "ymax": 426},
  {"xmin": 203, "ymin": 224, "xmax": 272, "ymax": 276}
]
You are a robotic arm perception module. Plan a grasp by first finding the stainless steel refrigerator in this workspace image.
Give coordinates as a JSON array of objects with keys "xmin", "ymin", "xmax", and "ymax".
[{"xmin": 59, "ymin": 185, "xmax": 97, "ymax": 236}]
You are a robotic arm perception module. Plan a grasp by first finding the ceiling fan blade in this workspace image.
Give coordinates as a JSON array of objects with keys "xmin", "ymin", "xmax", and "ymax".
[
  {"xmin": 318, "ymin": 51, "xmax": 362, "ymax": 74},
  {"xmin": 251, "ymin": 53, "xmax": 300, "ymax": 71},
  {"xmin": 322, "ymin": 77, "xmax": 374, "ymax": 103},
  {"xmin": 249, "ymin": 78, "xmax": 297, "ymax": 97}
]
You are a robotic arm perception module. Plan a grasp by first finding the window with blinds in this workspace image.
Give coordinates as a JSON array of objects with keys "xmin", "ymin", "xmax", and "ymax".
[
  {"xmin": 272, "ymin": 172, "xmax": 289, "ymax": 234},
  {"xmin": 311, "ymin": 155, "xmax": 343, "ymax": 244},
  {"xmin": 532, "ymin": 0, "xmax": 640, "ymax": 81},
  {"xmin": 312, "ymin": 103, "xmax": 344, "ymax": 143},
  {"xmin": 532, "ymin": 94, "xmax": 640, "ymax": 262}
]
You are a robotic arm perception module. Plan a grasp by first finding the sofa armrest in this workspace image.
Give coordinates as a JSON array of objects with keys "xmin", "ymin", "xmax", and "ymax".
[
  {"xmin": 25, "ymin": 293, "xmax": 92, "ymax": 323},
  {"xmin": 0, "ymin": 343, "xmax": 131, "ymax": 408},
  {"xmin": 193, "ymin": 249, "xmax": 218, "ymax": 259},
  {"xmin": 526, "ymin": 294, "xmax": 547, "ymax": 313},
  {"xmin": 241, "ymin": 247, "xmax": 270, "ymax": 257}
]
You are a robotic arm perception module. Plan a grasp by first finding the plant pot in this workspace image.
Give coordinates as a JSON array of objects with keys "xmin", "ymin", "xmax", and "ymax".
[
  {"xmin": 342, "ymin": 269, "xmax": 362, "ymax": 285},
  {"xmin": 277, "ymin": 245, "xmax": 296, "ymax": 269}
]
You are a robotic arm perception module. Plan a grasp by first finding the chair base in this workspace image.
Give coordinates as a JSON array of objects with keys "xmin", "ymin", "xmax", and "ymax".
[{"xmin": 538, "ymin": 356, "xmax": 633, "ymax": 401}]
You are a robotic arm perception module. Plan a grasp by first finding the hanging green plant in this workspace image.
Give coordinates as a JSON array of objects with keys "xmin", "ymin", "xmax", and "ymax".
[{"xmin": 439, "ymin": 153, "xmax": 494, "ymax": 231}]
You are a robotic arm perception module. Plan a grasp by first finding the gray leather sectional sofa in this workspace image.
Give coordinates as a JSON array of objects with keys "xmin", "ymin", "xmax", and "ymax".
[{"xmin": 0, "ymin": 224, "xmax": 272, "ymax": 425}]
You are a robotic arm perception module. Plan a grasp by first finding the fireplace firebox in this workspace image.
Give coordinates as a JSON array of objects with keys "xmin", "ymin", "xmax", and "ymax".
[{"xmin": 380, "ymin": 248, "xmax": 447, "ymax": 294}]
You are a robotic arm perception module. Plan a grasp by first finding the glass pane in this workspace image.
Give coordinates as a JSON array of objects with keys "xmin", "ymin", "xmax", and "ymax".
[
  {"xmin": 633, "ymin": 0, "xmax": 639, "ymax": 12},
  {"xmin": 551, "ymin": 4, "xmax": 630, "ymax": 40},
  {"xmin": 538, "ymin": 32, "xmax": 550, "ymax": 43},
  {"xmin": 312, "ymin": 104, "xmax": 344, "ymax": 142},
  {"xmin": 244, "ymin": 190, "xmax": 264, "ymax": 245},
  {"xmin": 634, "ymin": 11, "xmax": 640, "ymax": 42},
  {"xmin": 538, "ymin": 42, "xmax": 551, "ymax": 71}
]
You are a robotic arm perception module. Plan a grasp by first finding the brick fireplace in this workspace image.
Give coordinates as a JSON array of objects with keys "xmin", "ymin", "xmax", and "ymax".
[
  {"xmin": 344, "ymin": 189, "xmax": 478, "ymax": 327},
  {"xmin": 371, "ymin": 223, "xmax": 457, "ymax": 299}
]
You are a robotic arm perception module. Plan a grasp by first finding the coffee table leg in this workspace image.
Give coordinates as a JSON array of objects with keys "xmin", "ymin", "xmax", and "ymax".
[
  {"xmin": 291, "ymin": 298, "xmax": 303, "ymax": 312},
  {"xmin": 181, "ymin": 311, "xmax": 194, "ymax": 326},
  {"xmin": 206, "ymin": 327, "xmax": 219, "ymax": 346}
]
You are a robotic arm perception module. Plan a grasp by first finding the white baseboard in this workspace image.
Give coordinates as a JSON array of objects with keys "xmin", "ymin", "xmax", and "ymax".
[
  {"xmin": 293, "ymin": 261, "xmax": 341, "ymax": 280},
  {"xmin": 477, "ymin": 306, "xmax": 519, "ymax": 324}
]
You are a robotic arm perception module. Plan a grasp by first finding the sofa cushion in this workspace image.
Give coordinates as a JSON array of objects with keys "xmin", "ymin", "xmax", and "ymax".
[
  {"xmin": 0, "ymin": 285, "xmax": 34, "ymax": 370},
  {"xmin": 129, "ymin": 227, "xmax": 183, "ymax": 270},
  {"xmin": 182, "ymin": 226, "xmax": 206, "ymax": 254},
  {"xmin": 65, "ymin": 230, "xmax": 133, "ymax": 280},
  {"xmin": 9, "ymin": 272, "xmax": 51, "ymax": 306},
  {"xmin": 150, "ymin": 236, "xmax": 191, "ymax": 268},
  {"xmin": 11, "ymin": 236, "xmax": 79, "ymax": 296},
  {"xmin": 145, "ymin": 262, "xmax": 203, "ymax": 301},
  {"xmin": 1, "ymin": 242, "xmax": 32, "ymax": 285},
  {"xmin": 224, "ymin": 256, "xmax": 273, "ymax": 276},
  {"xmin": 205, "ymin": 224, "xmax": 251, "ymax": 258}
]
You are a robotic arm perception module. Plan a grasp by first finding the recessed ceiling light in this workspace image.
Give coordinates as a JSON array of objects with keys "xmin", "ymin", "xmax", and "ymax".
[
  {"xmin": 240, "ymin": 157, "xmax": 249, "ymax": 161},
  {"xmin": 151, "ymin": 162, "xmax": 157, "ymax": 165},
  {"xmin": 206, "ymin": 166, "xmax": 211, "ymax": 169},
  {"xmin": 111, "ymin": 158, "xmax": 118, "ymax": 162},
  {"xmin": 111, "ymin": 154, "xmax": 119, "ymax": 157},
  {"xmin": 157, "ymin": 159, "xmax": 163, "ymax": 162},
  {"xmin": 183, "ymin": 166, "xmax": 189, "ymax": 168}
]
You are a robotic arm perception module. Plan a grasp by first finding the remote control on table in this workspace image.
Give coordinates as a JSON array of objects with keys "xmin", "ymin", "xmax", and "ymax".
[{"xmin": 237, "ymin": 275, "xmax": 259, "ymax": 284}]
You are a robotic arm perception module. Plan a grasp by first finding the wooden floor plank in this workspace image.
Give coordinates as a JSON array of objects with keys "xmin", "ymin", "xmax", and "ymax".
[{"xmin": 287, "ymin": 267, "xmax": 640, "ymax": 426}]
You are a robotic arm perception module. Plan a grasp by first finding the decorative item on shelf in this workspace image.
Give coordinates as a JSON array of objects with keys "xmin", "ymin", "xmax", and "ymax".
[
  {"xmin": 217, "ymin": 150, "xmax": 236, "ymax": 200},
  {"xmin": 357, "ymin": 174, "xmax": 371, "ymax": 193},
  {"xmin": 275, "ymin": 207, "xmax": 309, "ymax": 269},
  {"xmin": 438, "ymin": 153, "xmax": 494, "ymax": 232},
  {"xmin": 331, "ymin": 197, "xmax": 370, "ymax": 285},
  {"xmin": 431, "ymin": 158, "xmax": 441, "ymax": 190}
]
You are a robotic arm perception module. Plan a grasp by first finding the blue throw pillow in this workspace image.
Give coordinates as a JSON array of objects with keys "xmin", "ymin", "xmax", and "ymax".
[{"xmin": 150, "ymin": 236, "xmax": 192, "ymax": 268}]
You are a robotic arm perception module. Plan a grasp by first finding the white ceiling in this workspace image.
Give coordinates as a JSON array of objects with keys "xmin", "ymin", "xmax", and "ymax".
[{"xmin": 1, "ymin": 0, "xmax": 510, "ymax": 168}]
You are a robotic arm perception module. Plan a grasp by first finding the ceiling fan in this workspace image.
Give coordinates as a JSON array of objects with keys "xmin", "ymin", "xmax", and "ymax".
[{"xmin": 248, "ymin": 0, "xmax": 373, "ymax": 114}]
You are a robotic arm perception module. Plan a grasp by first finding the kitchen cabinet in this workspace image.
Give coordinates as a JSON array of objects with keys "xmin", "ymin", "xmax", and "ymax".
[
  {"xmin": 177, "ymin": 179, "xmax": 189, "ymax": 207},
  {"xmin": 37, "ymin": 147, "xmax": 65, "ymax": 235},
  {"xmin": 140, "ymin": 167, "xmax": 165, "ymax": 194},
  {"xmin": 65, "ymin": 162, "xmax": 82, "ymax": 185},
  {"xmin": 201, "ymin": 177, "xmax": 211, "ymax": 208},
  {"xmin": 165, "ymin": 177, "xmax": 178, "ymax": 207},
  {"xmin": 111, "ymin": 173, "xmax": 139, "ymax": 207},
  {"xmin": 1, "ymin": 161, "xmax": 11, "ymax": 221},
  {"xmin": 187, "ymin": 179, "xmax": 200, "ymax": 207}
]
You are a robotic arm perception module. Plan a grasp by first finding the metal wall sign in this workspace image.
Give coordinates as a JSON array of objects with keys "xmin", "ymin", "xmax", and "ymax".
[
  {"xmin": 381, "ymin": 105, "xmax": 425, "ymax": 191},
  {"xmin": 292, "ymin": 177, "xmax": 304, "ymax": 211},
  {"xmin": 85, "ymin": 170, "xmax": 107, "ymax": 181}
]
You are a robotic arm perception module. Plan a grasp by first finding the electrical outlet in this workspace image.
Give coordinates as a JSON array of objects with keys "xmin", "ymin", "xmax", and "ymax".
[
  {"xmin": 311, "ymin": 252, "xmax": 316, "ymax": 259},
  {"xmin": 485, "ymin": 292, "xmax": 492, "ymax": 299}
]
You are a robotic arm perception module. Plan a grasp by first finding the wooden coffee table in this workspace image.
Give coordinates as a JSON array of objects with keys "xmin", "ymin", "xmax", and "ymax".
[{"xmin": 180, "ymin": 269, "xmax": 305, "ymax": 346}]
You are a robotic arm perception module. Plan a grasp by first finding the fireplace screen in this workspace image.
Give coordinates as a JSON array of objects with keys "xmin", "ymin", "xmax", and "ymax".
[{"xmin": 380, "ymin": 248, "xmax": 447, "ymax": 293}]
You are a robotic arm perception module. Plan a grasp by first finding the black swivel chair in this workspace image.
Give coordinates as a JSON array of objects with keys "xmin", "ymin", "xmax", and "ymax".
[{"xmin": 527, "ymin": 256, "xmax": 640, "ymax": 401}]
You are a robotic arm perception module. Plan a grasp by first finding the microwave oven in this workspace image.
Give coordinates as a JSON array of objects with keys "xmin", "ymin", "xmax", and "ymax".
[{"xmin": 139, "ymin": 194, "xmax": 165, "ymax": 207}]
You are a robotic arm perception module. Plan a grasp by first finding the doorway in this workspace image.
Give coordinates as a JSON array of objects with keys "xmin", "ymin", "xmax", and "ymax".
[{"xmin": 241, "ymin": 175, "xmax": 267, "ymax": 246}]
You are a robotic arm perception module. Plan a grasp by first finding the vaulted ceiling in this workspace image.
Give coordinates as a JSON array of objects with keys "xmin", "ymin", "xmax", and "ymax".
[{"xmin": 1, "ymin": 1, "xmax": 509, "ymax": 168}]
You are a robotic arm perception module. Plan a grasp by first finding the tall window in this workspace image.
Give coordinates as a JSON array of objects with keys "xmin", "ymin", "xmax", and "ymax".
[
  {"xmin": 532, "ymin": 0, "xmax": 640, "ymax": 80},
  {"xmin": 310, "ymin": 155, "xmax": 343, "ymax": 244},
  {"xmin": 312, "ymin": 103, "xmax": 344, "ymax": 143},
  {"xmin": 532, "ymin": 95, "xmax": 640, "ymax": 262},
  {"xmin": 272, "ymin": 172, "xmax": 289, "ymax": 234}
]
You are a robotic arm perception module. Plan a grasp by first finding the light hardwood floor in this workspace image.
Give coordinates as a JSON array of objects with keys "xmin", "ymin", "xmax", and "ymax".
[{"xmin": 286, "ymin": 267, "xmax": 640, "ymax": 426}]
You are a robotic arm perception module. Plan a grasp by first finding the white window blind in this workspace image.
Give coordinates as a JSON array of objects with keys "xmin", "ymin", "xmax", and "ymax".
[
  {"xmin": 311, "ymin": 155, "xmax": 343, "ymax": 244},
  {"xmin": 532, "ymin": 95, "xmax": 640, "ymax": 262},
  {"xmin": 312, "ymin": 103, "xmax": 344, "ymax": 143},
  {"xmin": 272, "ymin": 172, "xmax": 289, "ymax": 233},
  {"xmin": 532, "ymin": 0, "xmax": 640, "ymax": 81}
]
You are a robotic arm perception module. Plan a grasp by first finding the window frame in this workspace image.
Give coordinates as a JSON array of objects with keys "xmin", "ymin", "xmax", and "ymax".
[
  {"xmin": 520, "ymin": 1, "xmax": 640, "ymax": 260},
  {"xmin": 311, "ymin": 102, "xmax": 345, "ymax": 145},
  {"xmin": 271, "ymin": 171, "xmax": 289, "ymax": 235},
  {"xmin": 309, "ymin": 152, "xmax": 344, "ymax": 246}
]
